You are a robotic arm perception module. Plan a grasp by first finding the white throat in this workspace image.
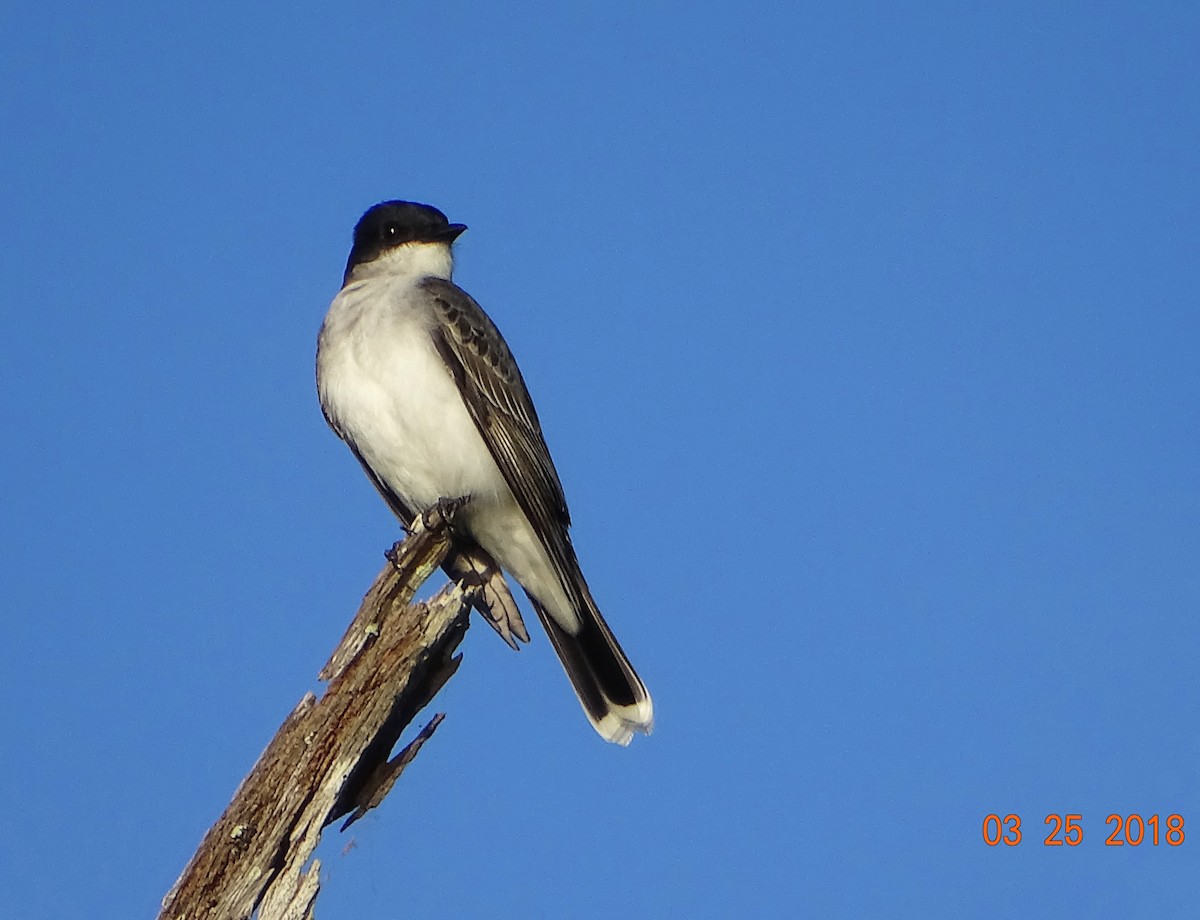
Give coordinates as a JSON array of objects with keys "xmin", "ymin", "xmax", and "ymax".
[{"xmin": 348, "ymin": 241, "xmax": 455, "ymax": 285}]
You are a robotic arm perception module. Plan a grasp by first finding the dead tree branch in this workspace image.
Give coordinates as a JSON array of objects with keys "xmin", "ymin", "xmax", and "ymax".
[{"xmin": 159, "ymin": 507, "xmax": 470, "ymax": 920}]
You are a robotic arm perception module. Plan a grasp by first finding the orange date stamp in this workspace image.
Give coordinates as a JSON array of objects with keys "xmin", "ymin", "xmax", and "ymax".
[{"xmin": 982, "ymin": 813, "xmax": 1185, "ymax": 847}]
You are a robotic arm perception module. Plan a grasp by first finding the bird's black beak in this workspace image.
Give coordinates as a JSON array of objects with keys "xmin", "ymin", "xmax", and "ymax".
[{"xmin": 440, "ymin": 223, "xmax": 468, "ymax": 242}]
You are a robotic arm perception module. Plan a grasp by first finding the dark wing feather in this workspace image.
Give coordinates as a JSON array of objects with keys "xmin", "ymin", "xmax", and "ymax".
[{"xmin": 421, "ymin": 277, "xmax": 585, "ymax": 609}]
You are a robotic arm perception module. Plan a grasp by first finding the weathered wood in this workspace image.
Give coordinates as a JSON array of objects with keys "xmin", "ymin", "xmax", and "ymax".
[{"xmin": 159, "ymin": 507, "xmax": 472, "ymax": 920}]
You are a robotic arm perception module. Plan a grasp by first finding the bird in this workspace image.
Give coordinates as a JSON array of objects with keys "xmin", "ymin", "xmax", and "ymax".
[{"xmin": 316, "ymin": 200, "xmax": 653, "ymax": 745}]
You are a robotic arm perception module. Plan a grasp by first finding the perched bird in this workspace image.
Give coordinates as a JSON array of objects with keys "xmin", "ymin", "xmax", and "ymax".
[{"xmin": 316, "ymin": 200, "xmax": 653, "ymax": 745}]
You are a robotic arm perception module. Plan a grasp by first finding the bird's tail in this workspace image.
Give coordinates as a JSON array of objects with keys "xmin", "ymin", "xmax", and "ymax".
[
  {"xmin": 532, "ymin": 591, "xmax": 654, "ymax": 746},
  {"xmin": 443, "ymin": 546, "xmax": 530, "ymax": 650}
]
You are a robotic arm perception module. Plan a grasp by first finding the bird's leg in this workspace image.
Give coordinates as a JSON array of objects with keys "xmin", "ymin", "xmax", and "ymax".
[
  {"xmin": 406, "ymin": 496, "xmax": 530, "ymax": 649},
  {"xmin": 384, "ymin": 497, "xmax": 467, "ymax": 568},
  {"xmin": 419, "ymin": 495, "xmax": 469, "ymax": 533}
]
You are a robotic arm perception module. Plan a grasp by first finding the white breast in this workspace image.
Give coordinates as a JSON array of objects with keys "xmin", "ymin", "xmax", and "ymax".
[{"xmin": 316, "ymin": 274, "xmax": 508, "ymax": 512}]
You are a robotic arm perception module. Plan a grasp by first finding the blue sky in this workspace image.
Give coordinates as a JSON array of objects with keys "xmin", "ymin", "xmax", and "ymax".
[{"xmin": 2, "ymin": 3, "xmax": 1198, "ymax": 917}]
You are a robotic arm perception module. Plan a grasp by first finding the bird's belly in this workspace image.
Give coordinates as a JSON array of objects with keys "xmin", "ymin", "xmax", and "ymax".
[{"xmin": 319, "ymin": 320, "xmax": 507, "ymax": 512}]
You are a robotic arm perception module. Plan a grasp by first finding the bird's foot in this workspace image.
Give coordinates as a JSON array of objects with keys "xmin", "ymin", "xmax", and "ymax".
[{"xmin": 418, "ymin": 495, "xmax": 469, "ymax": 533}]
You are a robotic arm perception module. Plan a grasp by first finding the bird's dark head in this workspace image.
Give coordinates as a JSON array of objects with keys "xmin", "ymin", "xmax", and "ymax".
[{"xmin": 344, "ymin": 201, "xmax": 467, "ymax": 284}]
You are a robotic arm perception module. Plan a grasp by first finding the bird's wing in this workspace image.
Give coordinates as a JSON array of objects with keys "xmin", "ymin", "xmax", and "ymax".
[{"xmin": 421, "ymin": 277, "xmax": 584, "ymax": 607}]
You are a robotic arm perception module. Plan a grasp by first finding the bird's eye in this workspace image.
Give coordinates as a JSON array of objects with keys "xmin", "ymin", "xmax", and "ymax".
[{"xmin": 384, "ymin": 224, "xmax": 400, "ymax": 239}]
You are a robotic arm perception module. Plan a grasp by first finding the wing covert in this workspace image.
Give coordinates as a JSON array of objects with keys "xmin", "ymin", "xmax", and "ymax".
[{"xmin": 421, "ymin": 277, "xmax": 582, "ymax": 600}]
